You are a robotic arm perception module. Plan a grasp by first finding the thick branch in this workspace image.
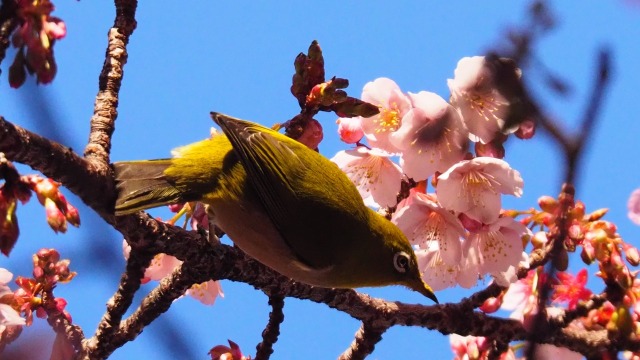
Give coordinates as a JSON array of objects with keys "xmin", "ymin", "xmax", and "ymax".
[
  {"xmin": 0, "ymin": 117, "xmax": 115, "ymax": 216},
  {"xmin": 84, "ymin": 0, "xmax": 138, "ymax": 164}
]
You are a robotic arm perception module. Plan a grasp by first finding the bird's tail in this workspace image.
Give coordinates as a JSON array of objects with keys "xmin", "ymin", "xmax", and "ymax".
[{"xmin": 113, "ymin": 160, "xmax": 184, "ymax": 215}]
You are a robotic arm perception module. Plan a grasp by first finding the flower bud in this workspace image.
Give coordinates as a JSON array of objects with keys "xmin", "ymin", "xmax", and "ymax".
[
  {"xmin": 479, "ymin": 296, "xmax": 502, "ymax": 313},
  {"xmin": 531, "ymin": 231, "xmax": 548, "ymax": 249},
  {"xmin": 624, "ymin": 245, "xmax": 640, "ymax": 266},
  {"xmin": 45, "ymin": 198, "xmax": 67, "ymax": 233},
  {"xmin": 514, "ymin": 119, "xmax": 536, "ymax": 139},
  {"xmin": 568, "ymin": 224, "xmax": 583, "ymax": 242},
  {"xmin": 64, "ymin": 203, "xmax": 80, "ymax": 227},
  {"xmin": 586, "ymin": 208, "xmax": 608, "ymax": 221},
  {"xmin": 336, "ymin": 117, "xmax": 364, "ymax": 144},
  {"xmin": 538, "ymin": 195, "xmax": 558, "ymax": 213}
]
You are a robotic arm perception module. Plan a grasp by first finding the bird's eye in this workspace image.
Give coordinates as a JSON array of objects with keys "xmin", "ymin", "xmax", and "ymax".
[{"xmin": 393, "ymin": 251, "xmax": 410, "ymax": 274}]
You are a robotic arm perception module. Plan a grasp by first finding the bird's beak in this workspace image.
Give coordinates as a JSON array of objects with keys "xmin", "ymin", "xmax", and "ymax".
[{"xmin": 411, "ymin": 279, "xmax": 439, "ymax": 304}]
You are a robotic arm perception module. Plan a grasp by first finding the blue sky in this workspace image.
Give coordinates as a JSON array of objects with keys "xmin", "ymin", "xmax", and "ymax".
[{"xmin": 1, "ymin": 1, "xmax": 639, "ymax": 359}]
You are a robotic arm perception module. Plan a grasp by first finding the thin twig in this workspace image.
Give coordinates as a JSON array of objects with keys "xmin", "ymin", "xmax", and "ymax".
[
  {"xmin": 105, "ymin": 261, "xmax": 204, "ymax": 359},
  {"xmin": 255, "ymin": 294, "xmax": 285, "ymax": 360},
  {"xmin": 84, "ymin": 0, "xmax": 138, "ymax": 164},
  {"xmin": 81, "ymin": 248, "xmax": 153, "ymax": 360},
  {"xmin": 338, "ymin": 322, "xmax": 387, "ymax": 360}
]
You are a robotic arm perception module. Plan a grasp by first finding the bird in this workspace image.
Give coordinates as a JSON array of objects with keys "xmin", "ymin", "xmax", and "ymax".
[{"xmin": 113, "ymin": 112, "xmax": 438, "ymax": 303}]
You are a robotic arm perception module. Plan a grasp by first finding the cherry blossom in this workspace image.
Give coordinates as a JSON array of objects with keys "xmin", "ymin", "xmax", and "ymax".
[
  {"xmin": 186, "ymin": 280, "xmax": 224, "ymax": 306},
  {"xmin": 437, "ymin": 157, "xmax": 523, "ymax": 224},
  {"xmin": 331, "ymin": 146, "xmax": 403, "ymax": 208},
  {"xmin": 450, "ymin": 333, "xmax": 516, "ymax": 360},
  {"xmin": 389, "ymin": 91, "xmax": 468, "ymax": 180},
  {"xmin": 122, "ymin": 241, "xmax": 223, "ymax": 305},
  {"xmin": 465, "ymin": 217, "xmax": 530, "ymax": 284},
  {"xmin": 553, "ymin": 269, "xmax": 592, "ymax": 310},
  {"xmin": 448, "ymin": 56, "xmax": 515, "ymax": 144},
  {"xmin": 414, "ymin": 244, "xmax": 459, "ymax": 291},
  {"xmin": 0, "ymin": 269, "xmax": 26, "ymax": 332},
  {"xmin": 392, "ymin": 192, "xmax": 465, "ymax": 265},
  {"xmin": 359, "ymin": 78, "xmax": 411, "ymax": 153}
]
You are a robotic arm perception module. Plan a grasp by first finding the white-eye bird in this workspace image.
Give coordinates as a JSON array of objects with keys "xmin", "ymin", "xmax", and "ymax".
[{"xmin": 113, "ymin": 112, "xmax": 438, "ymax": 303}]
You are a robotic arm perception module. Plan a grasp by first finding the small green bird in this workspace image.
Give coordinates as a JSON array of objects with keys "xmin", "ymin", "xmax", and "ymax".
[{"xmin": 114, "ymin": 112, "xmax": 438, "ymax": 303}]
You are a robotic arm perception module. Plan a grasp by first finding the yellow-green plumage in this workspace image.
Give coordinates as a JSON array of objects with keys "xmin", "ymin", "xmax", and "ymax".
[{"xmin": 114, "ymin": 113, "xmax": 438, "ymax": 303}]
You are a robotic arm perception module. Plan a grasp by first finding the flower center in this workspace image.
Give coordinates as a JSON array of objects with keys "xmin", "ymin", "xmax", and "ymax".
[{"xmin": 375, "ymin": 104, "xmax": 401, "ymax": 133}]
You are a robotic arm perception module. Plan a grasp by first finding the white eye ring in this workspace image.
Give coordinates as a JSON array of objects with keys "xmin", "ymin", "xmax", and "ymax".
[{"xmin": 393, "ymin": 251, "xmax": 410, "ymax": 273}]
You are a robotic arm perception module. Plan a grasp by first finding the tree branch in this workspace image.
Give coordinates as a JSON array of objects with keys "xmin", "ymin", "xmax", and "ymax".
[
  {"xmin": 82, "ymin": 248, "xmax": 153, "ymax": 360},
  {"xmin": 0, "ymin": 117, "xmax": 115, "ymax": 216},
  {"xmin": 84, "ymin": 0, "xmax": 138, "ymax": 165},
  {"xmin": 338, "ymin": 322, "xmax": 386, "ymax": 360},
  {"xmin": 254, "ymin": 294, "xmax": 285, "ymax": 360}
]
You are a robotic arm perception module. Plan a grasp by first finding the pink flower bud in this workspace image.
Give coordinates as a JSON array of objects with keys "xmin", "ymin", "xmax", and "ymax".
[
  {"xmin": 568, "ymin": 224, "xmax": 583, "ymax": 242},
  {"xmin": 625, "ymin": 244, "xmax": 640, "ymax": 266},
  {"xmin": 45, "ymin": 198, "xmax": 67, "ymax": 233},
  {"xmin": 44, "ymin": 18, "xmax": 66, "ymax": 40},
  {"xmin": 336, "ymin": 117, "xmax": 364, "ymax": 144},
  {"xmin": 531, "ymin": 231, "xmax": 548, "ymax": 248},
  {"xmin": 581, "ymin": 241, "xmax": 595, "ymax": 265},
  {"xmin": 479, "ymin": 296, "xmax": 502, "ymax": 313},
  {"xmin": 514, "ymin": 119, "xmax": 536, "ymax": 139},
  {"xmin": 538, "ymin": 196, "xmax": 558, "ymax": 213},
  {"xmin": 64, "ymin": 203, "xmax": 80, "ymax": 227}
]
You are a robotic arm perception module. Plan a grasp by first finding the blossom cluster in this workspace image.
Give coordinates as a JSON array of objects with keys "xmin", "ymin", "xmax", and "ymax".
[
  {"xmin": 0, "ymin": 156, "xmax": 80, "ymax": 257},
  {"xmin": 332, "ymin": 56, "xmax": 531, "ymax": 290},
  {"xmin": 0, "ymin": 249, "xmax": 75, "ymax": 354},
  {"xmin": 9, "ymin": 0, "xmax": 66, "ymax": 87}
]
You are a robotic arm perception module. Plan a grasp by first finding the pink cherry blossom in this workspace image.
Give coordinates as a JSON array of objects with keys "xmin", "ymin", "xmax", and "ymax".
[
  {"xmin": 465, "ymin": 217, "xmax": 529, "ymax": 282},
  {"xmin": 389, "ymin": 91, "xmax": 468, "ymax": 180},
  {"xmin": 450, "ymin": 333, "xmax": 516, "ymax": 360},
  {"xmin": 502, "ymin": 269, "xmax": 544, "ymax": 320},
  {"xmin": 414, "ymin": 243, "xmax": 459, "ymax": 291},
  {"xmin": 186, "ymin": 280, "xmax": 225, "ymax": 305},
  {"xmin": 627, "ymin": 188, "xmax": 640, "ymax": 225},
  {"xmin": 360, "ymin": 78, "xmax": 411, "ymax": 153},
  {"xmin": 0, "ymin": 269, "xmax": 25, "ymax": 330},
  {"xmin": 144, "ymin": 253, "xmax": 183, "ymax": 282},
  {"xmin": 437, "ymin": 157, "xmax": 523, "ymax": 224},
  {"xmin": 331, "ymin": 146, "xmax": 403, "ymax": 208},
  {"xmin": 392, "ymin": 192, "xmax": 465, "ymax": 266},
  {"xmin": 448, "ymin": 56, "xmax": 514, "ymax": 144},
  {"xmin": 552, "ymin": 269, "xmax": 592, "ymax": 310},
  {"xmin": 336, "ymin": 116, "xmax": 364, "ymax": 144}
]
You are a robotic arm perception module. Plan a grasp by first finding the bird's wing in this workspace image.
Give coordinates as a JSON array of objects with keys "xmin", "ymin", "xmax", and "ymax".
[{"xmin": 212, "ymin": 113, "xmax": 329, "ymax": 270}]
